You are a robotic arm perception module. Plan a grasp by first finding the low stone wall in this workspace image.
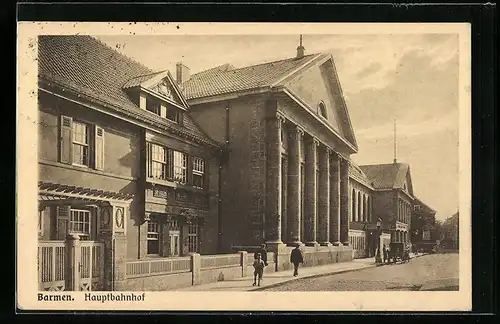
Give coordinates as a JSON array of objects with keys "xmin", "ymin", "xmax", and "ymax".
[
  {"xmin": 276, "ymin": 245, "xmax": 352, "ymax": 271},
  {"xmin": 200, "ymin": 266, "xmax": 242, "ymax": 285},
  {"xmin": 117, "ymin": 271, "xmax": 192, "ymax": 291},
  {"xmin": 119, "ymin": 247, "xmax": 353, "ymax": 291}
]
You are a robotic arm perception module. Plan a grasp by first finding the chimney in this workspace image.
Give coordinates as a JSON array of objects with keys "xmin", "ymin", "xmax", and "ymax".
[
  {"xmin": 296, "ymin": 34, "xmax": 305, "ymax": 59},
  {"xmin": 176, "ymin": 62, "xmax": 191, "ymax": 84}
]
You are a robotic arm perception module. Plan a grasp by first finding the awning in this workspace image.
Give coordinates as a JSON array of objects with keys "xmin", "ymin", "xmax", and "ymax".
[{"xmin": 38, "ymin": 181, "xmax": 134, "ymax": 204}]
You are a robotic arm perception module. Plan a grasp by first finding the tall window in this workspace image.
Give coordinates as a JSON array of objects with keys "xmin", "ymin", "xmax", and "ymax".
[
  {"xmin": 147, "ymin": 220, "xmax": 161, "ymax": 255},
  {"xmin": 69, "ymin": 209, "xmax": 91, "ymax": 239},
  {"xmin": 188, "ymin": 223, "xmax": 198, "ymax": 253},
  {"xmin": 192, "ymin": 157, "xmax": 205, "ymax": 188},
  {"xmin": 173, "ymin": 151, "xmax": 187, "ymax": 183},
  {"xmin": 151, "ymin": 144, "xmax": 167, "ymax": 179},
  {"xmin": 147, "ymin": 143, "xmax": 188, "ymax": 184},
  {"xmin": 72, "ymin": 121, "xmax": 89, "ymax": 166}
]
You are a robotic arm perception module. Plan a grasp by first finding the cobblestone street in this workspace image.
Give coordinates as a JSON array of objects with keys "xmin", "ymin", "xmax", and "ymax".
[{"xmin": 262, "ymin": 253, "xmax": 459, "ymax": 291}]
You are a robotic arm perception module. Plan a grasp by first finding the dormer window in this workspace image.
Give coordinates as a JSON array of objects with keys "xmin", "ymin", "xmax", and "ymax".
[
  {"xmin": 145, "ymin": 96, "xmax": 181, "ymax": 123},
  {"xmin": 318, "ymin": 101, "xmax": 327, "ymax": 119},
  {"xmin": 165, "ymin": 107, "xmax": 180, "ymax": 123},
  {"xmin": 146, "ymin": 99, "xmax": 161, "ymax": 116}
]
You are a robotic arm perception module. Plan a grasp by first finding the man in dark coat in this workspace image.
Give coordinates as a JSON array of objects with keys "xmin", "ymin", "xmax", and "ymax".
[
  {"xmin": 290, "ymin": 244, "xmax": 304, "ymax": 277},
  {"xmin": 254, "ymin": 244, "xmax": 268, "ymax": 266}
]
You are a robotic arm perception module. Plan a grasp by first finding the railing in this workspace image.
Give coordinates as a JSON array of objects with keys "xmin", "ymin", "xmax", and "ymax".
[
  {"xmin": 201, "ymin": 254, "xmax": 241, "ymax": 269},
  {"xmin": 79, "ymin": 241, "xmax": 105, "ymax": 291},
  {"xmin": 126, "ymin": 257, "xmax": 192, "ymax": 278},
  {"xmin": 38, "ymin": 241, "xmax": 66, "ymax": 291}
]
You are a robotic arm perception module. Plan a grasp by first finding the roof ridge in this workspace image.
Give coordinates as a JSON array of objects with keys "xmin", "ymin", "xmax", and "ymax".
[
  {"xmin": 190, "ymin": 63, "xmax": 235, "ymax": 78},
  {"xmin": 226, "ymin": 53, "xmax": 319, "ymax": 73},
  {"xmin": 190, "ymin": 53, "xmax": 319, "ymax": 78}
]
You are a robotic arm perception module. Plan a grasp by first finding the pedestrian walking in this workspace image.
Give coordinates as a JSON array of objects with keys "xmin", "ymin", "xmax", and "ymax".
[
  {"xmin": 382, "ymin": 244, "xmax": 388, "ymax": 263},
  {"xmin": 290, "ymin": 244, "xmax": 304, "ymax": 277},
  {"xmin": 252, "ymin": 253, "xmax": 265, "ymax": 286}
]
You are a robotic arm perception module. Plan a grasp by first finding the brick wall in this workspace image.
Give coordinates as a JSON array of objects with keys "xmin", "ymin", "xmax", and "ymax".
[{"xmin": 189, "ymin": 95, "xmax": 268, "ymax": 250}]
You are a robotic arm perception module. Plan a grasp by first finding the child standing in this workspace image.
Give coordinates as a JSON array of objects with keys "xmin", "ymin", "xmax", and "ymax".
[{"xmin": 252, "ymin": 253, "xmax": 265, "ymax": 286}]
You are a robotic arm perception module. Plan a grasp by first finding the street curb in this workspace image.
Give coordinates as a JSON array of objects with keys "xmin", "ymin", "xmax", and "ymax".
[{"xmin": 250, "ymin": 263, "xmax": 378, "ymax": 291}]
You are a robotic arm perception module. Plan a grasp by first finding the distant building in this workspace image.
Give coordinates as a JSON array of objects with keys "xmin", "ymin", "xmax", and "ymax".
[
  {"xmin": 411, "ymin": 197, "xmax": 438, "ymax": 251},
  {"xmin": 441, "ymin": 212, "xmax": 459, "ymax": 249}
]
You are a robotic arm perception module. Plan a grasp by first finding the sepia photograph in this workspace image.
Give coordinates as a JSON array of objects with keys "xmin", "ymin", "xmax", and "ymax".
[{"xmin": 17, "ymin": 22, "xmax": 472, "ymax": 311}]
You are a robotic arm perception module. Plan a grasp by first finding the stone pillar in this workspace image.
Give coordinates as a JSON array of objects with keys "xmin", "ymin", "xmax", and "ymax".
[
  {"xmin": 340, "ymin": 157, "xmax": 350, "ymax": 246},
  {"xmin": 65, "ymin": 234, "xmax": 81, "ymax": 291},
  {"xmin": 304, "ymin": 136, "xmax": 319, "ymax": 246},
  {"xmin": 286, "ymin": 125, "xmax": 304, "ymax": 245},
  {"xmin": 318, "ymin": 146, "xmax": 331, "ymax": 246},
  {"xmin": 239, "ymin": 251, "xmax": 248, "ymax": 277},
  {"xmin": 329, "ymin": 152, "xmax": 341, "ymax": 245},
  {"xmin": 265, "ymin": 115, "xmax": 285, "ymax": 246},
  {"xmin": 190, "ymin": 252, "xmax": 201, "ymax": 285},
  {"xmin": 98, "ymin": 203, "xmax": 128, "ymax": 291}
]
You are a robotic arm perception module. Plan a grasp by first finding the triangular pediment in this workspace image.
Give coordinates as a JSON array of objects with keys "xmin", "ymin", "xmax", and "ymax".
[
  {"xmin": 281, "ymin": 55, "xmax": 357, "ymax": 150},
  {"xmin": 147, "ymin": 77, "xmax": 185, "ymax": 108},
  {"xmin": 124, "ymin": 70, "xmax": 189, "ymax": 110}
]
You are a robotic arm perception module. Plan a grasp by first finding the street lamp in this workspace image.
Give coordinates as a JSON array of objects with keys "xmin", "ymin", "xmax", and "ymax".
[{"xmin": 375, "ymin": 218, "xmax": 382, "ymax": 264}]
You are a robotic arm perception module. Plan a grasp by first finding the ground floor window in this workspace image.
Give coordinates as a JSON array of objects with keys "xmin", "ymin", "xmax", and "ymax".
[
  {"xmin": 38, "ymin": 209, "xmax": 43, "ymax": 236},
  {"xmin": 69, "ymin": 209, "xmax": 91, "ymax": 239},
  {"xmin": 147, "ymin": 220, "xmax": 161, "ymax": 255},
  {"xmin": 188, "ymin": 223, "xmax": 198, "ymax": 253},
  {"xmin": 169, "ymin": 230, "xmax": 180, "ymax": 256}
]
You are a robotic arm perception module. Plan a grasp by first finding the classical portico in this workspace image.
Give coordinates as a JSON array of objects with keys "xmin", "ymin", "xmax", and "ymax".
[{"xmin": 265, "ymin": 114, "xmax": 351, "ymax": 250}]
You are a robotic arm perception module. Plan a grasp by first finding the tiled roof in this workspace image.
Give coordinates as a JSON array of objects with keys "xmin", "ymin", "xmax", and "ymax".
[
  {"xmin": 349, "ymin": 161, "xmax": 373, "ymax": 188},
  {"xmin": 122, "ymin": 70, "xmax": 166, "ymax": 89},
  {"xmin": 38, "ymin": 36, "xmax": 216, "ymax": 146},
  {"xmin": 359, "ymin": 163, "xmax": 410, "ymax": 190},
  {"xmin": 182, "ymin": 54, "xmax": 321, "ymax": 100}
]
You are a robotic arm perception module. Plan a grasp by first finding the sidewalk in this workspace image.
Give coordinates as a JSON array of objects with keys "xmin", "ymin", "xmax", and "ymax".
[
  {"xmin": 177, "ymin": 252, "xmax": 428, "ymax": 292},
  {"xmin": 177, "ymin": 258, "xmax": 377, "ymax": 292}
]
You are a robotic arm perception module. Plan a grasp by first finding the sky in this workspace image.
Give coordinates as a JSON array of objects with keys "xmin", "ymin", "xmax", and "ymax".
[{"xmin": 97, "ymin": 34, "xmax": 459, "ymax": 221}]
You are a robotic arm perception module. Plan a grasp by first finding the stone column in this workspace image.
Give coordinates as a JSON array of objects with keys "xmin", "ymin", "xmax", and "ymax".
[
  {"xmin": 286, "ymin": 125, "xmax": 304, "ymax": 245},
  {"xmin": 65, "ymin": 234, "xmax": 81, "ymax": 291},
  {"xmin": 329, "ymin": 152, "xmax": 341, "ymax": 245},
  {"xmin": 265, "ymin": 115, "xmax": 284, "ymax": 245},
  {"xmin": 340, "ymin": 157, "xmax": 350, "ymax": 246},
  {"xmin": 304, "ymin": 136, "xmax": 319, "ymax": 246},
  {"xmin": 318, "ymin": 146, "xmax": 331, "ymax": 246}
]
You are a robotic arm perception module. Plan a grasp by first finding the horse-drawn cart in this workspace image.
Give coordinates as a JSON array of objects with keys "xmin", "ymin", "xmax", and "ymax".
[{"xmin": 389, "ymin": 242, "xmax": 410, "ymax": 264}]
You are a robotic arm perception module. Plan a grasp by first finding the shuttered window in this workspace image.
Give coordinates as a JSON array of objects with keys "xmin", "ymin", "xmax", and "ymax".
[
  {"xmin": 72, "ymin": 121, "xmax": 89, "ymax": 166},
  {"xmin": 59, "ymin": 115, "xmax": 105, "ymax": 170}
]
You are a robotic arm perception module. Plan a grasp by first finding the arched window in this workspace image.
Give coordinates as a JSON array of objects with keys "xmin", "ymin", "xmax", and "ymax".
[
  {"xmin": 318, "ymin": 101, "xmax": 328, "ymax": 119},
  {"xmin": 351, "ymin": 189, "xmax": 356, "ymax": 222}
]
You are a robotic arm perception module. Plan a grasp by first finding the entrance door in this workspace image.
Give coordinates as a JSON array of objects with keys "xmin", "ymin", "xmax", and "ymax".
[{"xmin": 170, "ymin": 231, "xmax": 180, "ymax": 256}]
